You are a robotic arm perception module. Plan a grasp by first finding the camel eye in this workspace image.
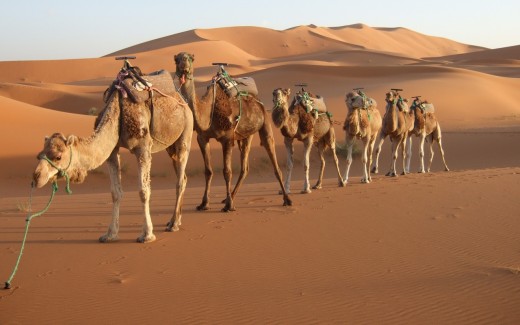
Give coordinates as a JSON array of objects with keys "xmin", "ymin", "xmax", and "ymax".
[{"xmin": 56, "ymin": 156, "xmax": 62, "ymax": 161}]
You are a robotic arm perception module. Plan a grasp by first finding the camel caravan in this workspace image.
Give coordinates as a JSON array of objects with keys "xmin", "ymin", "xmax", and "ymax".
[{"xmin": 31, "ymin": 54, "xmax": 448, "ymax": 243}]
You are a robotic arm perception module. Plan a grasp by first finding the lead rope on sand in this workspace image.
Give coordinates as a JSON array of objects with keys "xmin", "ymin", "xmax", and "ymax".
[{"xmin": 4, "ymin": 149, "xmax": 73, "ymax": 290}]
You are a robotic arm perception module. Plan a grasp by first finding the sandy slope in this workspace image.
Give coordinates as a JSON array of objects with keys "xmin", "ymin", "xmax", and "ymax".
[{"xmin": 1, "ymin": 24, "xmax": 520, "ymax": 324}]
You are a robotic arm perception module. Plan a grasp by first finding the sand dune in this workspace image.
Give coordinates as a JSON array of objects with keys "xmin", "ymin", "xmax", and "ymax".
[{"xmin": 1, "ymin": 24, "xmax": 520, "ymax": 324}]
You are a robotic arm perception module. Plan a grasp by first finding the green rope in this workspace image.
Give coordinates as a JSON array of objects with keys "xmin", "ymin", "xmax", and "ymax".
[
  {"xmin": 4, "ymin": 182, "xmax": 61, "ymax": 289},
  {"xmin": 4, "ymin": 148, "xmax": 73, "ymax": 289}
]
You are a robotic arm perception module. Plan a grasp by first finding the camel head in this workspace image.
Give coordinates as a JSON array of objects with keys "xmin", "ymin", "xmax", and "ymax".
[
  {"xmin": 385, "ymin": 90, "xmax": 399, "ymax": 104},
  {"xmin": 345, "ymin": 91, "xmax": 365, "ymax": 111},
  {"xmin": 174, "ymin": 52, "xmax": 195, "ymax": 84},
  {"xmin": 33, "ymin": 133, "xmax": 85, "ymax": 189},
  {"xmin": 272, "ymin": 88, "xmax": 291, "ymax": 109}
]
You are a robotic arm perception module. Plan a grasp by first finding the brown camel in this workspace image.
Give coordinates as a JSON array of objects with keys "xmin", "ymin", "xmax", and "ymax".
[
  {"xmin": 405, "ymin": 97, "xmax": 449, "ymax": 173},
  {"xmin": 343, "ymin": 90, "xmax": 382, "ymax": 184},
  {"xmin": 174, "ymin": 52, "xmax": 291, "ymax": 211},
  {"xmin": 371, "ymin": 89, "xmax": 414, "ymax": 177},
  {"xmin": 32, "ymin": 68, "xmax": 193, "ymax": 243},
  {"xmin": 271, "ymin": 88, "xmax": 343, "ymax": 193}
]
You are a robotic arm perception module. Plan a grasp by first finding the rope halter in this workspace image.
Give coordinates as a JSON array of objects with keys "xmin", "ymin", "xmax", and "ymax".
[{"xmin": 38, "ymin": 146, "xmax": 73, "ymax": 194}]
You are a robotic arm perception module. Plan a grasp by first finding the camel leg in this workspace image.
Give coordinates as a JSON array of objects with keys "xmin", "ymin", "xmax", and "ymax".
[
  {"xmin": 400, "ymin": 136, "xmax": 408, "ymax": 176},
  {"xmin": 313, "ymin": 141, "xmax": 326, "ymax": 190},
  {"xmin": 343, "ymin": 134, "xmax": 354, "ymax": 185},
  {"xmin": 437, "ymin": 138, "xmax": 449, "ymax": 172},
  {"xmin": 405, "ymin": 135, "xmax": 413, "ymax": 174},
  {"xmin": 221, "ymin": 140, "xmax": 236, "ymax": 212},
  {"xmin": 99, "ymin": 148, "xmax": 123, "ymax": 243},
  {"xmin": 326, "ymin": 128, "xmax": 344, "ymax": 187},
  {"xmin": 259, "ymin": 124, "xmax": 292, "ymax": 206},
  {"xmin": 418, "ymin": 134, "xmax": 426, "ymax": 173},
  {"xmin": 360, "ymin": 137, "xmax": 370, "ymax": 183},
  {"xmin": 229, "ymin": 136, "xmax": 253, "ymax": 200},
  {"xmin": 281, "ymin": 136, "xmax": 294, "ymax": 194},
  {"xmin": 367, "ymin": 135, "xmax": 377, "ymax": 182},
  {"xmin": 427, "ymin": 136, "xmax": 435, "ymax": 173},
  {"xmin": 387, "ymin": 139, "xmax": 399, "ymax": 177},
  {"xmin": 301, "ymin": 137, "xmax": 313, "ymax": 194},
  {"xmin": 197, "ymin": 134, "xmax": 212, "ymax": 211},
  {"xmin": 371, "ymin": 134, "xmax": 385, "ymax": 174},
  {"xmin": 135, "ymin": 143, "xmax": 156, "ymax": 243},
  {"xmin": 166, "ymin": 133, "xmax": 191, "ymax": 232}
]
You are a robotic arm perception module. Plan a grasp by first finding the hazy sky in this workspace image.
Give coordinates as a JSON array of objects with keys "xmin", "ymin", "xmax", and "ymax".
[{"xmin": 1, "ymin": 0, "xmax": 518, "ymax": 61}]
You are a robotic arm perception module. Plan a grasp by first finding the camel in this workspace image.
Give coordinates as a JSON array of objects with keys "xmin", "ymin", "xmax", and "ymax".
[
  {"xmin": 343, "ymin": 90, "xmax": 382, "ymax": 184},
  {"xmin": 174, "ymin": 52, "xmax": 291, "ymax": 211},
  {"xmin": 271, "ymin": 87, "xmax": 344, "ymax": 193},
  {"xmin": 371, "ymin": 89, "xmax": 414, "ymax": 177},
  {"xmin": 32, "ymin": 66, "xmax": 193, "ymax": 243},
  {"xmin": 405, "ymin": 97, "xmax": 449, "ymax": 173}
]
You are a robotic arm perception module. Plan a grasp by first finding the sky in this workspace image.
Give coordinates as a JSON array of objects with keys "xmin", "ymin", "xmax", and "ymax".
[{"xmin": 1, "ymin": 0, "xmax": 518, "ymax": 61}]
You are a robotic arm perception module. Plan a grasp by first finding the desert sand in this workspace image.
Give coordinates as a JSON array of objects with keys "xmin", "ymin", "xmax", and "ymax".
[{"xmin": 1, "ymin": 24, "xmax": 520, "ymax": 324}]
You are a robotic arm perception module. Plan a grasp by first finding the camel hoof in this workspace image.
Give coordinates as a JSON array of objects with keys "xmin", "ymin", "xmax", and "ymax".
[
  {"xmin": 300, "ymin": 189, "xmax": 312, "ymax": 194},
  {"xmin": 418, "ymin": 170, "xmax": 426, "ymax": 174},
  {"xmin": 99, "ymin": 234, "xmax": 118, "ymax": 243},
  {"xmin": 445, "ymin": 168, "xmax": 450, "ymax": 172},
  {"xmin": 312, "ymin": 185, "xmax": 322, "ymax": 190},
  {"xmin": 361, "ymin": 178, "xmax": 370, "ymax": 184},
  {"xmin": 196, "ymin": 205, "xmax": 209, "ymax": 211},
  {"xmin": 283, "ymin": 196, "xmax": 293, "ymax": 206},
  {"xmin": 339, "ymin": 181, "xmax": 346, "ymax": 188},
  {"xmin": 401, "ymin": 172, "xmax": 406, "ymax": 176},
  {"xmin": 165, "ymin": 221, "xmax": 180, "ymax": 232},
  {"xmin": 221, "ymin": 206, "xmax": 236, "ymax": 212},
  {"xmin": 137, "ymin": 234, "xmax": 156, "ymax": 243},
  {"xmin": 392, "ymin": 173, "xmax": 398, "ymax": 177},
  {"xmin": 371, "ymin": 167, "xmax": 378, "ymax": 174}
]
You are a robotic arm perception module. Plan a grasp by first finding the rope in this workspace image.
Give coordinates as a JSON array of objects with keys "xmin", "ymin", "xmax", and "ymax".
[
  {"xmin": 4, "ymin": 147, "xmax": 73, "ymax": 289},
  {"xmin": 4, "ymin": 181, "xmax": 62, "ymax": 289}
]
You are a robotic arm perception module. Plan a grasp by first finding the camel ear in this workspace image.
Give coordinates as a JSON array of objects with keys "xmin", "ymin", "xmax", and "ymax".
[
  {"xmin": 286, "ymin": 88, "xmax": 291, "ymax": 96},
  {"xmin": 190, "ymin": 54, "xmax": 195, "ymax": 61},
  {"xmin": 66, "ymin": 135, "xmax": 78, "ymax": 147}
]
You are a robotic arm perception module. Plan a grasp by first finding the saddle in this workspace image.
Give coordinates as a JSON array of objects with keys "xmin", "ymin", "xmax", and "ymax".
[
  {"xmin": 296, "ymin": 91, "xmax": 329, "ymax": 119},
  {"xmin": 214, "ymin": 68, "xmax": 258, "ymax": 97},
  {"xmin": 104, "ymin": 66, "xmax": 177, "ymax": 103},
  {"xmin": 411, "ymin": 100, "xmax": 435, "ymax": 114},
  {"xmin": 396, "ymin": 98, "xmax": 410, "ymax": 113}
]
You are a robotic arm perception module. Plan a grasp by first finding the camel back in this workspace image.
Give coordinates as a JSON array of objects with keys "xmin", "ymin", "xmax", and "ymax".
[{"xmin": 104, "ymin": 69, "xmax": 177, "ymax": 103}]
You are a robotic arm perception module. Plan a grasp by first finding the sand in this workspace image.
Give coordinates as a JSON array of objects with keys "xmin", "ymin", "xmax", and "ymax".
[{"xmin": 1, "ymin": 24, "xmax": 520, "ymax": 324}]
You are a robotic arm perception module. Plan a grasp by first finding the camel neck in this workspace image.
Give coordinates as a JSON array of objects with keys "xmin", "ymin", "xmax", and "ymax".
[
  {"xmin": 180, "ymin": 77, "xmax": 212, "ymax": 131},
  {"xmin": 76, "ymin": 96, "xmax": 121, "ymax": 170}
]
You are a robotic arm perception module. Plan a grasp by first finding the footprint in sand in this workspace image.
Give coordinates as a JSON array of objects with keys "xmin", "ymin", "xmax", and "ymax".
[{"xmin": 208, "ymin": 219, "xmax": 232, "ymax": 229}]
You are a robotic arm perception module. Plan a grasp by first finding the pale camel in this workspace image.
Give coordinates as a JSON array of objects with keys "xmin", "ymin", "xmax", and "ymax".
[
  {"xmin": 371, "ymin": 90, "xmax": 414, "ymax": 177},
  {"xmin": 174, "ymin": 52, "xmax": 291, "ymax": 211},
  {"xmin": 405, "ymin": 97, "xmax": 449, "ymax": 173},
  {"xmin": 271, "ymin": 88, "xmax": 343, "ymax": 193},
  {"xmin": 32, "ymin": 76, "xmax": 193, "ymax": 243},
  {"xmin": 343, "ymin": 90, "xmax": 382, "ymax": 184}
]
